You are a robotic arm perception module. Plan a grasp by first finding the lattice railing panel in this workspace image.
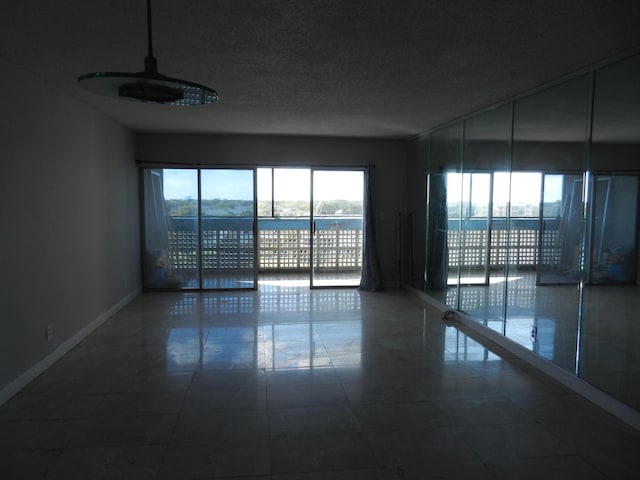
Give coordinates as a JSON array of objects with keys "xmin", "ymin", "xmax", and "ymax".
[
  {"xmin": 448, "ymin": 224, "xmax": 559, "ymax": 269},
  {"xmin": 166, "ymin": 218, "xmax": 362, "ymax": 273}
]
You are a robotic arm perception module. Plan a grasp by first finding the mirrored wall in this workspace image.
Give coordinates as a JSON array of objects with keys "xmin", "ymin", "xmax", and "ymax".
[{"xmin": 418, "ymin": 52, "xmax": 640, "ymax": 413}]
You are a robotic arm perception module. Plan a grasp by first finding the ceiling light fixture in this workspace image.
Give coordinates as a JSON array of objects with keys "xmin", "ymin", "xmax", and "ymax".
[{"xmin": 77, "ymin": 0, "xmax": 218, "ymax": 106}]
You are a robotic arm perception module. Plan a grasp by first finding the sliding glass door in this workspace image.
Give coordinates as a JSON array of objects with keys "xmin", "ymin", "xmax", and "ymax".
[
  {"xmin": 200, "ymin": 169, "xmax": 256, "ymax": 289},
  {"xmin": 144, "ymin": 166, "xmax": 366, "ymax": 290},
  {"xmin": 142, "ymin": 168, "xmax": 256, "ymax": 290},
  {"xmin": 143, "ymin": 169, "xmax": 200, "ymax": 289},
  {"xmin": 311, "ymin": 169, "xmax": 364, "ymax": 287}
]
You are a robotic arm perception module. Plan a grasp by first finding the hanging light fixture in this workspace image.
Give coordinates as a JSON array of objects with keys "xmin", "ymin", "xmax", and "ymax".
[{"xmin": 78, "ymin": 0, "xmax": 218, "ymax": 106}]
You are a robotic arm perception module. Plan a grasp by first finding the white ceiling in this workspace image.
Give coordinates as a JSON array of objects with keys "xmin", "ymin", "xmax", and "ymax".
[{"xmin": 1, "ymin": 0, "xmax": 639, "ymax": 138}]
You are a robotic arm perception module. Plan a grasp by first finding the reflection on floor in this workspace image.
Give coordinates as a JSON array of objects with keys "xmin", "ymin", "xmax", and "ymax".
[
  {"xmin": 1, "ymin": 285, "xmax": 639, "ymax": 479},
  {"xmin": 173, "ymin": 271, "xmax": 362, "ymax": 289},
  {"xmin": 446, "ymin": 271, "xmax": 640, "ymax": 412}
]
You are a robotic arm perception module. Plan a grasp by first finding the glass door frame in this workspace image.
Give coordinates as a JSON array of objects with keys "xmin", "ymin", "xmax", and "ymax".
[
  {"xmin": 310, "ymin": 167, "xmax": 366, "ymax": 289},
  {"xmin": 199, "ymin": 167, "xmax": 258, "ymax": 291}
]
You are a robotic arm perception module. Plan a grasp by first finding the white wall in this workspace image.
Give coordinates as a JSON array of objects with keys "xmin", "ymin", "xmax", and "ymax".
[
  {"xmin": 0, "ymin": 58, "xmax": 140, "ymax": 399},
  {"xmin": 136, "ymin": 133, "xmax": 407, "ymax": 285}
]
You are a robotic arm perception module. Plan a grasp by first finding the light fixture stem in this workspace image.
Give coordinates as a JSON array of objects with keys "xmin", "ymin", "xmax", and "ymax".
[
  {"xmin": 147, "ymin": 0, "xmax": 154, "ymax": 58},
  {"xmin": 144, "ymin": 0, "xmax": 158, "ymax": 73}
]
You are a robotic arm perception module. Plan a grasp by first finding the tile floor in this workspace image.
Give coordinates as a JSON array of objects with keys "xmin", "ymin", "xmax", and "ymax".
[{"xmin": 1, "ymin": 285, "xmax": 639, "ymax": 479}]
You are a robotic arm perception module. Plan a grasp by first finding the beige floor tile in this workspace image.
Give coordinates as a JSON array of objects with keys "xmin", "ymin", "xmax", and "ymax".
[{"xmin": 1, "ymin": 285, "xmax": 639, "ymax": 479}]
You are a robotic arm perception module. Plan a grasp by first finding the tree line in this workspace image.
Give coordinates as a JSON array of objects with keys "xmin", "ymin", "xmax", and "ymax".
[{"xmin": 166, "ymin": 199, "xmax": 362, "ymax": 217}]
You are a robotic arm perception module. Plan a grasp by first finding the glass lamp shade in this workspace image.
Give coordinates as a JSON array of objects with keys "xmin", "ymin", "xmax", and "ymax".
[{"xmin": 77, "ymin": 71, "xmax": 218, "ymax": 106}]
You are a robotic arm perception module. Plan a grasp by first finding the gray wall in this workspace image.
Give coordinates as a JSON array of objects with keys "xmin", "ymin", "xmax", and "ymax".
[
  {"xmin": 136, "ymin": 133, "xmax": 407, "ymax": 285},
  {"xmin": 0, "ymin": 58, "xmax": 140, "ymax": 396},
  {"xmin": 404, "ymin": 135, "xmax": 428, "ymax": 288}
]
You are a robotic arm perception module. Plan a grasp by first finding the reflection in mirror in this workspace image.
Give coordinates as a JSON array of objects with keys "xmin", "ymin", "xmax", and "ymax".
[
  {"xmin": 420, "ymin": 52, "xmax": 640, "ymax": 418},
  {"xmin": 407, "ymin": 135, "xmax": 429, "ymax": 289},
  {"xmin": 458, "ymin": 172, "xmax": 491, "ymax": 286},
  {"xmin": 581, "ymin": 53, "xmax": 640, "ymax": 411},
  {"xmin": 538, "ymin": 174, "xmax": 583, "ymax": 285},
  {"xmin": 445, "ymin": 327, "xmax": 501, "ymax": 363},
  {"xmin": 587, "ymin": 175, "xmax": 638, "ymax": 285},
  {"xmin": 505, "ymin": 75, "xmax": 589, "ymax": 373},
  {"xmin": 458, "ymin": 105, "xmax": 512, "ymax": 334},
  {"xmin": 427, "ymin": 123, "xmax": 462, "ymax": 308}
]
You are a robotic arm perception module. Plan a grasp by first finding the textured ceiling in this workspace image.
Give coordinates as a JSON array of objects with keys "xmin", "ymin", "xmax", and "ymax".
[{"xmin": 1, "ymin": 0, "xmax": 639, "ymax": 138}]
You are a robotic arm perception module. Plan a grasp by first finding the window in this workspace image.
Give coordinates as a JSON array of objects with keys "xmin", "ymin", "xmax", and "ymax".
[{"xmin": 257, "ymin": 168, "xmax": 310, "ymax": 217}]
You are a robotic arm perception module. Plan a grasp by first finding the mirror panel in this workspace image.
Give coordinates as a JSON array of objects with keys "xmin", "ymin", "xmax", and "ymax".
[
  {"xmin": 581, "ymin": 54, "xmax": 640, "ymax": 410},
  {"xmin": 459, "ymin": 105, "xmax": 512, "ymax": 333}
]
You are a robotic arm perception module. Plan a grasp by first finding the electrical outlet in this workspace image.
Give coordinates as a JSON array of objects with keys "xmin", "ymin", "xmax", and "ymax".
[
  {"xmin": 530, "ymin": 325, "xmax": 537, "ymax": 342},
  {"xmin": 46, "ymin": 325, "xmax": 53, "ymax": 341}
]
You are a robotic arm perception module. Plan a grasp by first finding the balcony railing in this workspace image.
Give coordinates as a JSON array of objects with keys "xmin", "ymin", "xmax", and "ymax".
[
  {"xmin": 167, "ymin": 217, "xmax": 363, "ymax": 272},
  {"xmin": 447, "ymin": 218, "xmax": 561, "ymax": 269}
]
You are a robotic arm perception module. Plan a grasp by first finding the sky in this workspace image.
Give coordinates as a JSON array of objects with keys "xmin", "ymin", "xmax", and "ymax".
[{"xmin": 163, "ymin": 168, "xmax": 364, "ymax": 201}]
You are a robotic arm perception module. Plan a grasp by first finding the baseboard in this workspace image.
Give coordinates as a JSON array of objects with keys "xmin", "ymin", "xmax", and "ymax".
[
  {"xmin": 405, "ymin": 285, "xmax": 640, "ymax": 432},
  {"xmin": 0, "ymin": 287, "xmax": 141, "ymax": 406}
]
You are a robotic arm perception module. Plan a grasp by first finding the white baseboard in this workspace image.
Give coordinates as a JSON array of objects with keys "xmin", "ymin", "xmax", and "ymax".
[
  {"xmin": 405, "ymin": 285, "xmax": 640, "ymax": 432},
  {"xmin": 0, "ymin": 287, "xmax": 141, "ymax": 406}
]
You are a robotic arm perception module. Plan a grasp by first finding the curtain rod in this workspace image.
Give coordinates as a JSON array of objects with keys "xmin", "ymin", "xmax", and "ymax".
[{"xmin": 136, "ymin": 159, "xmax": 373, "ymax": 170}]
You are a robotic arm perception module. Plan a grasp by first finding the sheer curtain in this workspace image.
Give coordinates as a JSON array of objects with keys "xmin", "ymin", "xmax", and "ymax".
[{"xmin": 359, "ymin": 165, "xmax": 384, "ymax": 291}]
